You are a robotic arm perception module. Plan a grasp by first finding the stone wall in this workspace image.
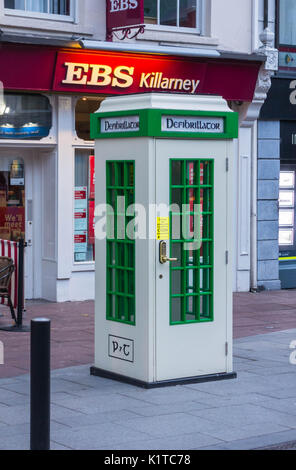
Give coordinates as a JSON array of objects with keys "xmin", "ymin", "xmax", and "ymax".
[{"xmin": 257, "ymin": 120, "xmax": 281, "ymax": 290}]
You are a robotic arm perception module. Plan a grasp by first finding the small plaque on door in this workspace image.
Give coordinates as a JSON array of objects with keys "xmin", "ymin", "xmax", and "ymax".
[
  {"xmin": 108, "ymin": 335, "xmax": 134, "ymax": 363},
  {"xmin": 157, "ymin": 217, "xmax": 170, "ymax": 240}
]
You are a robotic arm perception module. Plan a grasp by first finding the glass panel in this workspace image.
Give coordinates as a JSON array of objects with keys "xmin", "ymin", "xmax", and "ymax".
[
  {"xmin": 171, "ymin": 270, "xmax": 183, "ymax": 296},
  {"xmin": 75, "ymin": 97, "xmax": 103, "ymax": 141},
  {"xmin": 0, "ymin": 93, "xmax": 52, "ymax": 140},
  {"xmin": 160, "ymin": 0, "xmax": 177, "ymax": 26},
  {"xmin": 279, "ymin": 0, "xmax": 296, "ymax": 46},
  {"xmin": 179, "ymin": 0, "xmax": 196, "ymax": 28},
  {"xmin": 74, "ymin": 150, "xmax": 95, "ymax": 263},
  {"xmin": 144, "ymin": 0, "xmax": 157, "ymax": 24},
  {"xmin": 171, "ymin": 297, "xmax": 182, "ymax": 323},
  {"xmin": 4, "ymin": 0, "xmax": 25, "ymax": 9},
  {"xmin": 106, "ymin": 161, "xmax": 135, "ymax": 325},
  {"xmin": 50, "ymin": 0, "xmax": 70, "ymax": 14},
  {"xmin": 171, "ymin": 160, "xmax": 183, "ymax": 186},
  {"xmin": 4, "ymin": 0, "xmax": 71, "ymax": 15},
  {"xmin": 170, "ymin": 159, "xmax": 214, "ymax": 325},
  {"xmin": 27, "ymin": 0, "xmax": 47, "ymax": 12},
  {"xmin": 0, "ymin": 157, "xmax": 25, "ymax": 242}
]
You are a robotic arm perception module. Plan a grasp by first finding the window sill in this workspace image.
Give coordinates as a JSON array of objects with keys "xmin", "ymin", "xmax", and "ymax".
[
  {"xmin": 135, "ymin": 24, "xmax": 219, "ymax": 47},
  {"xmin": 72, "ymin": 262, "xmax": 95, "ymax": 273},
  {"xmin": 4, "ymin": 9, "xmax": 74, "ymax": 23}
]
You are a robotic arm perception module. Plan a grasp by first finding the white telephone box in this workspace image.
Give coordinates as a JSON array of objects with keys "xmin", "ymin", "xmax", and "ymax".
[{"xmin": 90, "ymin": 93, "xmax": 238, "ymax": 387}]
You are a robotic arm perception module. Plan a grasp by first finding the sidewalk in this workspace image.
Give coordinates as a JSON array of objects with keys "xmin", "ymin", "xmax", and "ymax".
[
  {"xmin": 0, "ymin": 290, "xmax": 296, "ymax": 450},
  {"xmin": 0, "ymin": 290, "xmax": 296, "ymax": 379},
  {"xmin": 0, "ymin": 328, "xmax": 295, "ymax": 450}
]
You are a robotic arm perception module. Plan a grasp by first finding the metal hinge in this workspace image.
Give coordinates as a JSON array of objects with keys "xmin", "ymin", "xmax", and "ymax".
[
  {"xmin": 225, "ymin": 250, "xmax": 229, "ymax": 265},
  {"xmin": 226, "ymin": 158, "xmax": 229, "ymax": 172},
  {"xmin": 225, "ymin": 342, "xmax": 229, "ymax": 356}
]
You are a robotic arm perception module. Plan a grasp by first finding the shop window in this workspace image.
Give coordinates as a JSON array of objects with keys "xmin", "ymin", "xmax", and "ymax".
[
  {"xmin": 75, "ymin": 97, "xmax": 104, "ymax": 141},
  {"xmin": 278, "ymin": 0, "xmax": 296, "ymax": 46},
  {"xmin": 0, "ymin": 157, "xmax": 25, "ymax": 242},
  {"xmin": 4, "ymin": 0, "xmax": 72, "ymax": 17},
  {"xmin": 74, "ymin": 150, "xmax": 95, "ymax": 263},
  {"xmin": 0, "ymin": 93, "xmax": 52, "ymax": 140},
  {"xmin": 144, "ymin": 0, "xmax": 200, "ymax": 29}
]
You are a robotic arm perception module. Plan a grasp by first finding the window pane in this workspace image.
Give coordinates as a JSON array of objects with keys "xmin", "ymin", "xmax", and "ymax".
[
  {"xmin": 26, "ymin": 0, "xmax": 47, "ymax": 13},
  {"xmin": 50, "ymin": 0, "xmax": 70, "ymax": 14},
  {"xmin": 75, "ymin": 97, "xmax": 104, "ymax": 141},
  {"xmin": 279, "ymin": 0, "xmax": 296, "ymax": 45},
  {"xmin": 0, "ymin": 93, "xmax": 52, "ymax": 140},
  {"xmin": 179, "ymin": 0, "xmax": 196, "ymax": 28},
  {"xmin": 144, "ymin": 0, "xmax": 157, "ymax": 24},
  {"xmin": 5, "ymin": 0, "xmax": 71, "ymax": 15},
  {"xmin": 0, "ymin": 157, "xmax": 25, "ymax": 242},
  {"xmin": 160, "ymin": 0, "xmax": 177, "ymax": 26},
  {"xmin": 4, "ymin": 0, "xmax": 25, "ymax": 9},
  {"xmin": 74, "ymin": 150, "xmax": 95, "ymax": 263}
]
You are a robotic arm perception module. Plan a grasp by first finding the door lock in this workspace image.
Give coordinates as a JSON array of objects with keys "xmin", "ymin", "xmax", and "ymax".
[{"xmin": 159, "ymin": 241, "xmax": 178, "ymax": 264}]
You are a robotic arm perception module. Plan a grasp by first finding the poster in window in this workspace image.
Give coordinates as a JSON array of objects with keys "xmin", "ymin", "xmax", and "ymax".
[
  {"xmin": 89, "ymin": 200, "xmax": 95, "ymax": 245},
  {"xmin": 279, "ymin": 191, "xmax": 295, "ymax": 208},
  {"xmin": 89, "ymin": 155, "xmax": 95, "ymax": 200},
  {"xmin": 280, "ymin": 171, "xmax": 295, "ymax": 189},
  {"xmin": 279, "ymin": 229, "xmax": 294, "ymax": 246},
  {"xmin": 74, "ymin": 231, "xmax": 88, "ymax": 261},
  {"xmin": 279, "ymin": 210, "xmax": 294, "ymax": 227},
  {"xmin": 10, "ymin": 160, "xmax": 24, "ymax": 186},
  {"xmin": 74, "ymin": 208, "xmax": 88, "ymax": 231},
  {"xmin": 75, "ymin": 186, "xmax": 87, "ymax": 210}
]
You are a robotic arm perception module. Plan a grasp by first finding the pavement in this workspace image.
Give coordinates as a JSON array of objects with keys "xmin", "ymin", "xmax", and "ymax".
[{"xmin": 0, "ymin": 290, "xmax": 295, "ymax": 450}]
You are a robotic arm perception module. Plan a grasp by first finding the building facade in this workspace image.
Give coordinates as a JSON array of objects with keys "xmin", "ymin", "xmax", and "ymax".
[
  {"xmin": 258, "ymin": 0, "xmax": 296, "ymax": 291},
  {"xmin": 0, "ymin": 0, "xmax": 276, "ymax": 302}
]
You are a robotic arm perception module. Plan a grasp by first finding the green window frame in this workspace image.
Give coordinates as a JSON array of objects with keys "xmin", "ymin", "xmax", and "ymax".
[
  {"xmin": 170, "ymin": 158, "xmax": 214, "ymax": 325},
  {"xmin": 106, "ymin": 161, "xmax": 136, "ymax": 326}
]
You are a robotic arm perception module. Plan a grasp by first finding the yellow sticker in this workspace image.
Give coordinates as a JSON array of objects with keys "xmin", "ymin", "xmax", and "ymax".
[{"xmin": 157, "ymin": 217, "xmax": 170, "ymax": 240}]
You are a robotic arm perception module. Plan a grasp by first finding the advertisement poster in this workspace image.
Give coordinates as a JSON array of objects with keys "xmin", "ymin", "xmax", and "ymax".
[
  {"xmin": 74, "ymin": 231, "xmax": 88, "ymax": 262},
  {"xmin": 89, "ymin": 155, "xmax": 95, "ymax": 200},
  {"xmin": 0, "ymin": 207, "xmax": 25, "ymax": 241},
  {"xmin": 74, "ymin": 208, "xmax": 88, "ymax": 231},
  {"xmin": 75, "ymin": 186, "xmax": 87, "ymax": 209},
  {"xmin": 89, "ymin": 200, "xmax": 95, "ymax": 245}
]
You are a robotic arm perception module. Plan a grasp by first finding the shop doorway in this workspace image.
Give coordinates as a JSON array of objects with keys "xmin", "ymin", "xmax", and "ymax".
[{"xmin": 0, "ymin": 149, "xmax": 53, "ymax": 300}]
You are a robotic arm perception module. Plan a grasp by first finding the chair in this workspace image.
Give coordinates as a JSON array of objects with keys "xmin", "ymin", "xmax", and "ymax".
[{"xmin": 0, "ymin": 257, "xmax": 16, "ymax": 323}]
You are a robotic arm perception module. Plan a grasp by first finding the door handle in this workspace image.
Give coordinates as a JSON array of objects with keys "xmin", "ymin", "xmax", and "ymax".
[{"xmin": 159, "ymin": 241, "xmax": 178, "ymax": 264}]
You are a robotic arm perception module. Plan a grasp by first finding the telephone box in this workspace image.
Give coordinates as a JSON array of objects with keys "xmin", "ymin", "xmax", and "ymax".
[{"xmin": 90, "ymin": 93, "xmax": 238, "ymax": 388}]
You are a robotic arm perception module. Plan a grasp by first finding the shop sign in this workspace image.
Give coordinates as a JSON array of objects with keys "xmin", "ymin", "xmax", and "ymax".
[
  {"xmin": 106, "ymin": 0, "xmax": 144, "ymax": 31},
  {"xmin": 0, "ymin": 44, "xmax": 261, "ymax": 102},
  {"xmin": 161, "ymin": 115, "xmax": 224, "ymax": 133},
  {"xmin": 53, "ymin": 51, "xmax": 260, "ymax": 101},
  {"xmin": 108, "ymin": 335, "xmax": 134, "ymax": 363}
]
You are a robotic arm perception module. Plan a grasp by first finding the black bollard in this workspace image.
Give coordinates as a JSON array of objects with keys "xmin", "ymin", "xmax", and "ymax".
[{"xmin": 30, "ymin": 318, "xmax": 51, "ymax": 451}]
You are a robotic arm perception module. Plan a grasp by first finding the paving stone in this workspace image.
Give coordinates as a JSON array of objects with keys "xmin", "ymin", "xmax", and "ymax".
[{"xmin": 52, "ymin": 422, "xmax": 153, "ymax": 450}]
